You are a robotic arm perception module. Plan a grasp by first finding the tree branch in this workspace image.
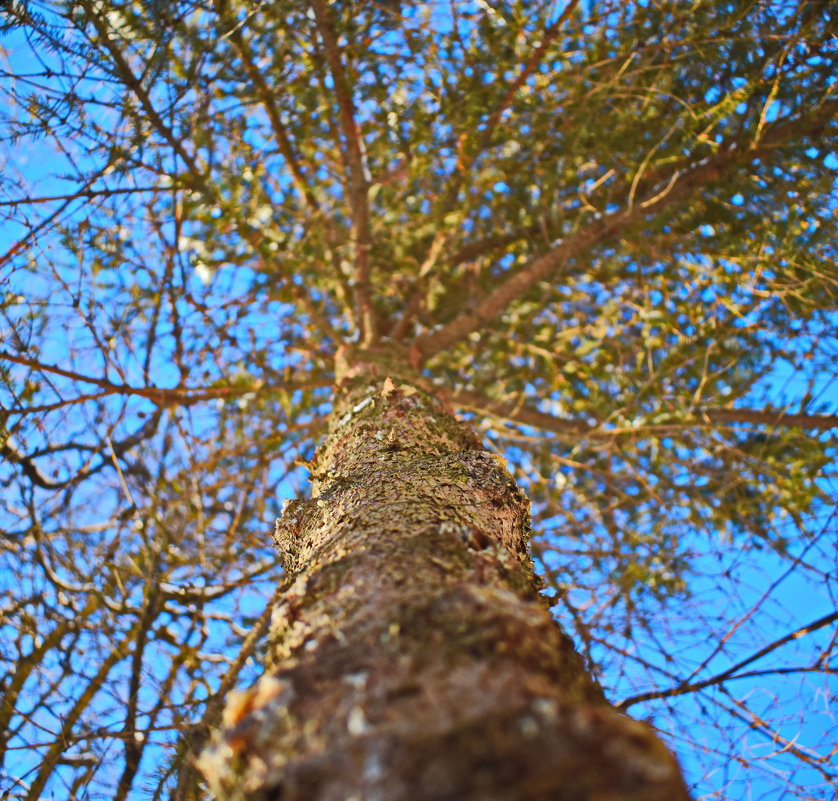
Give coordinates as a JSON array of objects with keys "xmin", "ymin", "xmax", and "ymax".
[
  {"xmin": 616, "ymin": 610, "xmax": 838, "ymax": 710},
  {"xmin": 0, "ymin": 351, "xmax": 326, "ymax": 410},
  {"xmin": 0, "ymin": 185, "xmax": 168, "ymax": 208},
  {"xmin": 699, "ymin": 407, "xmax": 838, "ymax": 429},
  {"xmin": 78, "ymin": 0, "xmax": 204, "ymax": 181},
  {"xmin": 450, "ymin": 388, "xmax": 838, "ymax": 438},
  {"xmin": 1, "ymin": 410, "xmax": 163, "ymax": 490},
  {"xmin": 444, "ymin": 0, "xmax": 581, "ymax": 205},
  {"xmin": 0, "ymin": 171, "xmax": 109, "ymax": 269},
  {"xmin": 310, "ymin": 0, "xmax": 377, "ymax": 344},
  {"xmin": 217, "ymin": 0, "xmax": 321, "ymax": 215},
  {"xmin": 25, "ymin": 621, "xmax": 139, "ymax": 801},
  {"xmin": 170, "ymin": 582, "xmax": 286, "ymax": 801},
  {"xmin": 392, "ymin": 1, "xmax": 580, "ymax": 338},
  {"xmin": 415, "ymin": 97, "xmax": 838, "ymax": 361}
]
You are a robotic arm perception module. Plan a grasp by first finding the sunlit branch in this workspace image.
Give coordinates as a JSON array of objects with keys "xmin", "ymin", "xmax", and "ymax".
[
  {"xmin": 77, "ymin": 0, "xmax": 205, "ymax": 182},
  {"xmin": 0, "ymin": 185, "xmax": 168, "ymax": 208},
  {"xmin": 74, "ymin": 0, "xmax": 334, "ymax": 319},
  {"xmin": 715, "ymin": 686, "xmax": 838, "ymax": 785},
  {"xmin": 477, "ymin": 0, "xmax": 581, "ymax": 164},
  {"xmin": 114, "ymin": 582, "xmax": 157, "ymax": 801},
  {"xmin": 0, "ymin": 594, "xmax": 100, "ymax": 752},
  {"xmin": 392, "ymin": 1, "xmax": 580, "ymax": 338},
  {"xmin": 450, "ymin": 389, "xmax": 838, "ymax": 438},
  {"xmin": 1, "ymin": 410, "xmax": 162, "ymax": 490},
  {"xmin": 25, "ymin": 621, "xmax": 139, "ymax": 801},
  {"xmin": 0, "ymin": 175, "xmax": 105, "ymax": 269},
  {"xmin": 446, "ymin": 224, "xmax": 547, "ymax": 270},
  {"xmin": 442, "ymin": 0, "xmax": 582, "ymax": 206},
  {"xmin": 698, "ymin": 407, "xmax": 838, "ymax": 429},
  {"xmin": 309, "ymin": 0, "xmax": 377, "ymax": 345},
  {"xmin": 75, "ymin": 1, "xmax": 299, "ymax": 278},
  {"xmin": 0, "ymin": 440, "xmax": 86, "ymax": 489},
  {"xmin": 415, "ymin": 98, "xmax": 838, "ymax": 361},
  {"xmin": 391, "ymin": 211, "xmax": 555, "ymax": 339},
  {"xmin": 451, "ymin": 389, "xmax": 587, "ymax": 435}
]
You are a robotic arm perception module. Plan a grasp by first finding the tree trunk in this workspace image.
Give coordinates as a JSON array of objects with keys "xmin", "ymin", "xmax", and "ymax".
[{"xmin": 198, "ymin": 344, "xmax": 691, "ymax": 801}]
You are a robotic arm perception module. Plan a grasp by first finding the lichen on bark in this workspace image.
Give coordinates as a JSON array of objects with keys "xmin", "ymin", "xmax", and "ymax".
[{"xmin": 198, "ymin": 344, "xmax": 691, "ymax": 801}]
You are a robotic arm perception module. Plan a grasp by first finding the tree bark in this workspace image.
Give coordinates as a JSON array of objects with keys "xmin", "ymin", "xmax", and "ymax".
[{"xmin": 198, "ymin": 344, "xmax": 691, "ymax": 801}]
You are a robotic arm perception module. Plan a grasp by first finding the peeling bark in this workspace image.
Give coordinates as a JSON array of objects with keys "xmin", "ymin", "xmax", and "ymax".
[{"xmin": 198, "ymin": 344, "xmax": 691, "ymax": 801}]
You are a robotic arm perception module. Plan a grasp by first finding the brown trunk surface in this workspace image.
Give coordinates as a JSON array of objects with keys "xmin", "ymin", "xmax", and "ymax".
[{"xmin": 198, "ymin": 345, "xmax": 691, "ymax": 801}]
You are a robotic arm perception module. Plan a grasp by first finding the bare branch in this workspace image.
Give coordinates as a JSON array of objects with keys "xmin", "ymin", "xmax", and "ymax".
[
  {"xmin": 77, "ymin": 0, "xmax": 204, "ymax": 182},
  {"xmin": 25, "ymin": 623, "xmax": 138, "ymax": 801},
  {"xmin": 0, "ymin": 350, "xmax": 327, "ymax": 409},
  {"xmin": 170, "ymin": 581, "xmax": 287, "ymax": 801},
  {"xmin": 216, "ymin": 0, "xmax": 320, "ymax": 215},
  {"xmin": 616, "ymin": 610, "xmax": 838, "ymax": 710},
  {"xmin": 697, "ymin": 407, "xmax": 838, "ymax": 430},
  {"xmin": 0, "ymin": 185, "xmax": 169, "ymax": 208}
]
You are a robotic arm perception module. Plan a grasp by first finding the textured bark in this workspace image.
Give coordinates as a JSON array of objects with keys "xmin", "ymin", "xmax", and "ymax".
[{"xmin": 198, "ymin": 344, "xmax": 691, "ymax": 801}]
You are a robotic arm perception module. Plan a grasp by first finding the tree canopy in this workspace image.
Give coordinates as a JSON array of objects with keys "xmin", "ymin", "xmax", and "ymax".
[{"xmin": 1, "ymin": 1, "xmax": 836, "ymax": 799}]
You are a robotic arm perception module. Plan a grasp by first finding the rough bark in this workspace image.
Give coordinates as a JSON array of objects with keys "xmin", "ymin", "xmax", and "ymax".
[{"xmin": 198, "ymin": 344, "xmax": 691, "ymax": 801}]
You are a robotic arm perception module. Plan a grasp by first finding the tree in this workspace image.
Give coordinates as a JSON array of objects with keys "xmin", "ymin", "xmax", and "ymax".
[{"xmin": 0, "ymin": 0, "xmax": 835, "ymax": 798}]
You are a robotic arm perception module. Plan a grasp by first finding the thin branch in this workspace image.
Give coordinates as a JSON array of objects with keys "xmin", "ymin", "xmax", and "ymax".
[
  {"xmin": 1, "ymin": 409, "xmax": 161, "ymax": 490},
  {"xmin": 170, "ymin": 581, "xmax": 287, "ymax": 801},
  {"xmin": 450, "ymin": 388, "xmax": 838, "ymax": 437},
  {"xmin": 451, "ymin": 389, "xmax": 588, "ymax": 436},
  {"xmin": 0, "ymin": 350, "xmax": 326, "ymax": 409},
  {"xmin": 616, "ymin": 610, "xmax": 838, "ymax": 710},
  {"xmin": 677, "ymin": 524, "xmax": 830, "ymax": 691},
  {"xmin": 716, "ymin": 686, "xmax": 838, "ymax": 785},
  {"xmin": 78, "ymin": 0, "xmax": 204, "ymax": 182},
  {"xmin": 1, "ymin": 391, "xmax": 113, "ymax": 416},
  {"xmin": 485, "ymin": 1, "xmax": 580, "ymax": 150},
  {"xmin": 25, "ymin": 621, "xmax": 139, "ymax": 801},
  {"xmin": 0, "ymin": 593, "xmax": 101, "ymax": 749},
  {"xmin": 442, "ymin": 0, "xmax": 581, "ymax": 208},
  {"xmin": 216, "ymin": 0, "xmax": 320, "ymax": 215},
  {"xmin": 392, "ymin": 1, "xmax": 580, "ymax": 338},
  {"xmin": 0, "ymin": 177, "xmax": 101, "ymax": 269},
  {"xmin": 75, "ymin": 0, "xmax": 326, "ymax": 317},
  {"xmin": 114, "ymin": 582, "xmax": 160, "ymax": 801},
  {"xmin": 0, "ymin": 185, "xmax": 167, "ymax": 208},
  {"xmin": 697, "ymin": 407, "xmax": 838, "ymax": 429},
  {"xmin": 310, "ymin": 0, "xmax": 377, "ymax": 345}
]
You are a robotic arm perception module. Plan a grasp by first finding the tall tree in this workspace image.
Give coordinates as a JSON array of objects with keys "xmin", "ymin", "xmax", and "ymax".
[{"xmin": 0, "ymin": 1, "xmax": 836, "ymax": 799}]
